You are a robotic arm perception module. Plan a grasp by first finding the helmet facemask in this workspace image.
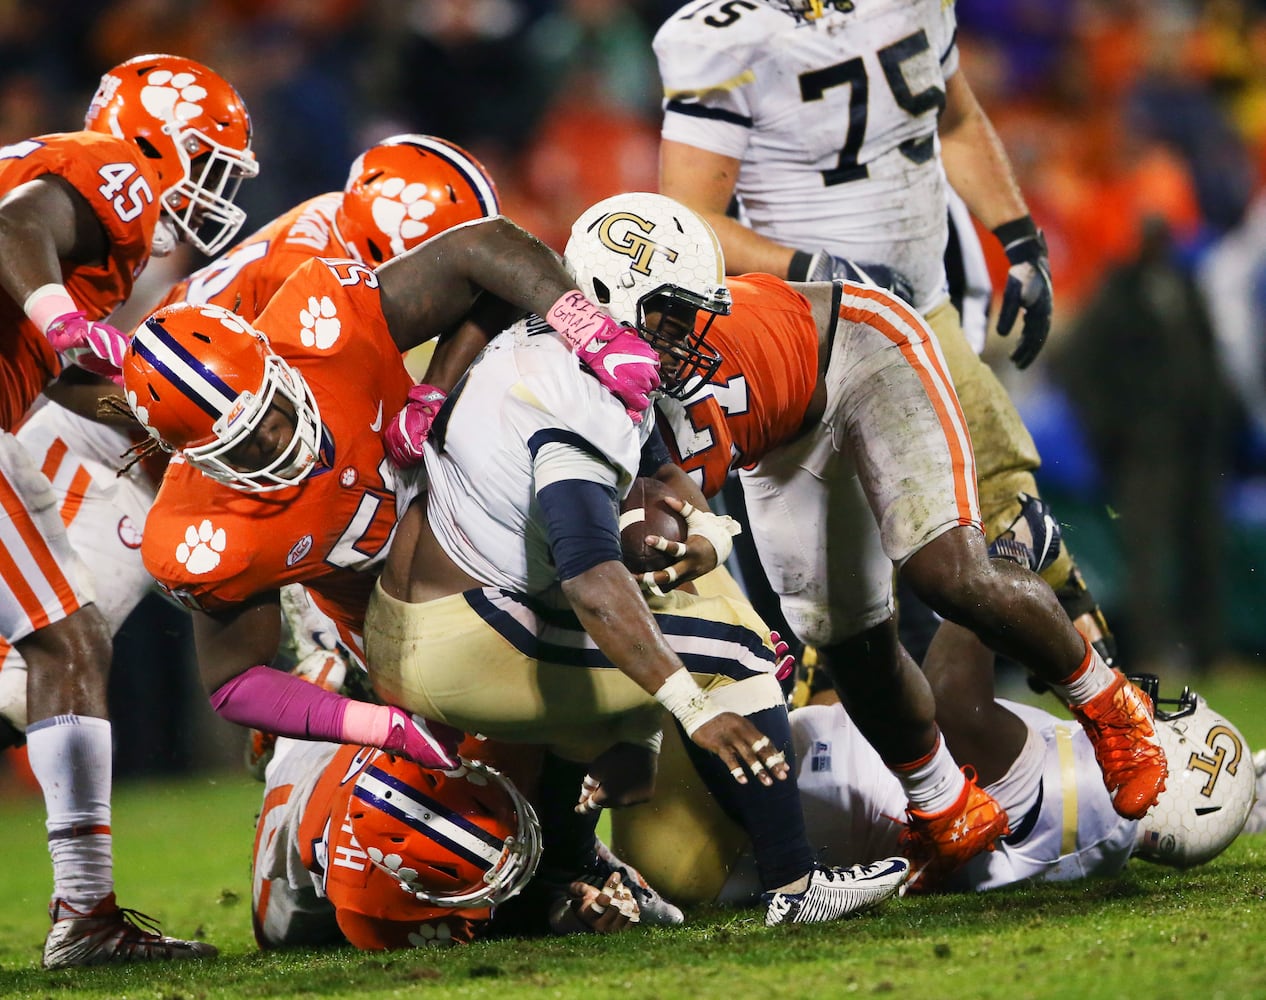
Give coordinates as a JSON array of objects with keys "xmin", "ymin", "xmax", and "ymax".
[
  {"xmin": 162, "ymin": 124, "xmax": 259, "ymax": 256},
  {"xmin": 635, "ymin": 285, "xmax": 728, "ymax": 400},
  {"xmin": 182, "ymin": 352, "xmax": 322, "ymax": 492}
]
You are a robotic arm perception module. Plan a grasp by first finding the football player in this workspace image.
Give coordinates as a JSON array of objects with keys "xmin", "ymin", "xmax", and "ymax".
[
  {"xmin": 0, "ymin": 53, "xmax": 256, "ymax": 967},
  {"xmin": 0, "ymin": 133, "xmax": 507, "ymax": 735},
  {"xmin": 361, "ymin": 193, "xmax": 911, "ymax": 928},
  {"xmin": 569, "ymin": 192, "xmax": 1166, "ymax": 891},
  {"xmin": 654, "ymin": 0, "xmax": 1121, "ymax": 673},
  {"xmin": 252, "ymin": 737, "xmax": 643, "ymax": 949},
  {"xmin": 614, "ymin": 625, "xmax": 1256, "ymax": 904}
]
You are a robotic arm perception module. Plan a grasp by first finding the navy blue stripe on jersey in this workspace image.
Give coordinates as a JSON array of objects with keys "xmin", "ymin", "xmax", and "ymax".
[
  {"xmin": 465, "ymin": 588, "xmax": 775, "ymax": 680},
  {"xmin": 526, "ymin": 428, "xmax": 611, "ymax": 465},
  {"xmin": 538, "ymin": 478, "xmax": 621, "ymax": 580},
  {"xmin": 940, "ymin": 28, "xmax": 957, "ymax": 67},
  {"xmin": 638, "ymin": 424, "xmax": 672, "ymax": 478},
  {"xmin": 664, "ymin": 99, "xmax": 753, "ymax": 129},
  {"xmin": 353, "ymin": 766, "xmax": 500, "ymax": 870}
]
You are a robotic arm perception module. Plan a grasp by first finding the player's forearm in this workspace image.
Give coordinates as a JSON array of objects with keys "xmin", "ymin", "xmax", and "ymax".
[
  {"xmin": 702, "ymin": 213, "xmax": 798, "ymax": 278},
  {"xmin": 938, "ymin": 74, "xmax": 1029, "ymax": 232},
  {"xmin": 562, "ymin": 562, "xmax": 685, "ymax": 694}
]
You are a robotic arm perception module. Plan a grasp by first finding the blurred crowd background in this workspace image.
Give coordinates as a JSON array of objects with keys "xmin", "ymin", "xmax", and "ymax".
[{"xmin": 3, "ymin": 0, "xmax": 1266, "ymax": 783}]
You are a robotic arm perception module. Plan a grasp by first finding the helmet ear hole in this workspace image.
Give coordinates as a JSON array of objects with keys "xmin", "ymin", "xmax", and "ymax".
[
  {"xmin": 134, "ymin": 136, "xmax": 163, "ymax": 160},
  {"xmin": 589, "ymin": 277, "xmax": 612, "ymax": 306}
]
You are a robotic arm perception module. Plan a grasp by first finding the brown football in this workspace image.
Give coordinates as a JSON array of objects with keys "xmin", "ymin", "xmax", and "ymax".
[{"xmin": 620, "ymin": 477, "xmax": 689, "ymax": 574}]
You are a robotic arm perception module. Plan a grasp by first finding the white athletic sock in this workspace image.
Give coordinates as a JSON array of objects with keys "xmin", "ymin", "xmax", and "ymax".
[
  {"xmin": 1051, "ymin": 641, "xmax": 1114, "ymax": 708},
  {"xmin": 26, "ymin": 715, "xmax": 114, "ymax": 909},
  {"xmin": 894, "ymin": 732, "xmax": 966, "ymax": 815}
]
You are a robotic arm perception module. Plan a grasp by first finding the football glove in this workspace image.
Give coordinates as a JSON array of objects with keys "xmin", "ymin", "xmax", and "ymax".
[
  {"xmin": 789, "ymin": 250, "xmax": 915, "ymax": 305},
  {"xmin": 993, "ymin": 216, "xmax": 1052, "ymax": 370},
  {"xmin": 382, "ymin": 382, "xmax": 447, "ymax": 469},
  {"xmin": 45, "ymin": 311, "xmax": 128, "ymax": 384},
  {"xmin": 547, "ymin": 291, "xmax": 660, "ymax": 422}
]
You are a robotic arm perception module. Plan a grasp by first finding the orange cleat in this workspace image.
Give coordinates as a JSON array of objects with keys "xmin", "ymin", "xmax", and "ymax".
[
  {"xmin": 1071, "ymin": 669, "xmax": 1167, "ymax": 819},
  {"xmin": 899, "ymin": 768, "xmax": 1010, "ymax": 892}
]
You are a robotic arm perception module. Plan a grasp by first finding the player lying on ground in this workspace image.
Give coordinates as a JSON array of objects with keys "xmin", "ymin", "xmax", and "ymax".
[{"xmin": 612, "ymin": 622, "xmax": 1255, "ymax": 903}]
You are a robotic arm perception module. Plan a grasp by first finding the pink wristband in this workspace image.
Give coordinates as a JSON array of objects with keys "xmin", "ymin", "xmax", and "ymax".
[
  {"xmin": 340, "ymin": 701, "xmax": 392, "ymax": 746},
  {"xmin": 24, "ymin": 284, "xmax": 78, "ymax": 335},
  {"xmin": 546, "ymin": 291, "xmax": 607, "ymax": 352}
]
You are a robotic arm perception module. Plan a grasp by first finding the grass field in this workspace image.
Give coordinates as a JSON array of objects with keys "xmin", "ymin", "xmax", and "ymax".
[{"xmin": 1, "ymin": 668, "xmax": 1266, "ymax": 999}]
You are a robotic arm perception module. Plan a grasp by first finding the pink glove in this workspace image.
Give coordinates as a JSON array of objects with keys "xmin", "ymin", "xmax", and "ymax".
[
  {"xmin": 546, "ymin": 292, "xmax": 660, "ymax": 421},
  {"xmin": 45, "ymin": 311, "xmax": 129, "ymax": 384},
  {"xmin": 372, "ymin": 705, "xmax": 463, "ymax": 769},
  {"xmin": 382, "ymin": 382, "xmax": 447, "ymax": 469}
]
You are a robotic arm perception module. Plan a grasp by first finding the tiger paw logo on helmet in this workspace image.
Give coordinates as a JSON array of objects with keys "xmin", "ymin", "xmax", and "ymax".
[
  {"xmin": 370, "ymin": 179, "xmax": 438, "ymax": 257},
  {"xmin": 177, "ymin": 518, "xmax": 227, "ymax": 575},
  {"xmin": 407, "ymin": 923, "xmax": 457, "ymax": 949},
  {"xmin": 300, "ymin": 296, "xmax": 341, "ymax": 349},
  {"xmin": 139, "ymin": 69, "xmax": 208, "ymax": 126}
]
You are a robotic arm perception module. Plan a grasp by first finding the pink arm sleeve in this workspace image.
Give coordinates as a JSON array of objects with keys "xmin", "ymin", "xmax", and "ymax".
[{"xmin": 209, "ymin": 663, "xmax": 351, "ymax": 740}]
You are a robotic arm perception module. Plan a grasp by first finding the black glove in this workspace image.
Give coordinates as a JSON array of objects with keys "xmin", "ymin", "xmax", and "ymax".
[
  {"xmin": 993, "ymin": 216, "xmax": 1052, "ymax": 370},
  {"xmin": 789, "ymin": 249, "xmax": 915, "ymax": 305}
]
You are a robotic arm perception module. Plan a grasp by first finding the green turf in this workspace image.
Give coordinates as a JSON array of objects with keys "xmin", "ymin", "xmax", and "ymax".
[{"xmin": 1, "ymin": 668, "xmax": 1265, "ymax": 999}]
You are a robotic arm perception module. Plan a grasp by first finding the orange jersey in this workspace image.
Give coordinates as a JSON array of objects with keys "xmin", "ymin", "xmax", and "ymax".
[
  {"xmin": 0, "ymin": 131, "xmax": 161, "ymax": 429},
  {"xmin": 157, "ymin": 192, "xmax": 346, "ymax": 321},
  {"xmin": 657, "ymin": 273, "xmax": 819, "ymax": 498},
  {"xmin": 295, "ymin": 745, "xmax": 481, "ymax": 949},
  {"xmin": 141, "ymin": 257, "xmax": 412, "ymax": 645}
]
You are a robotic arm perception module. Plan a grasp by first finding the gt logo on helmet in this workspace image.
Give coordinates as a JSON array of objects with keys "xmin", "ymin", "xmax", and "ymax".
[{"xmin": 596, "ymin": 212, "xmax": 680, "ymax": 277}]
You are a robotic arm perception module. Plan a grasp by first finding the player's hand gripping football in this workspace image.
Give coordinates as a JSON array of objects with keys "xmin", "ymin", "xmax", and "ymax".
[
  {"xmin": 993, "ymin": 216, "xmax": 1053, "ymax": 369},
  {"xmin": 691, "ymin": 712, "xmax": 789, "ymax": 787},
  {"xmin": 45, "ymin": 311, "xmax": 129, "ymax": 384},
  {"xmin": 639, "ymin": 496, "xmax": 742, "ymax": 596},
  {"xmin": 381, "ymin": 382, "xmax": 447, "ymax": 469}
]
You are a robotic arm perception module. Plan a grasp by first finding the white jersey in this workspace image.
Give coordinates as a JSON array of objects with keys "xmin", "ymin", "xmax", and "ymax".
[
  {"xmin": 422, "ymin": 321, "xmax": 649, "ymax": 594},
  {"xmin": 655, "ymin": 0, "xmax": 958, "ymax": 313},
  {"xmin": 719, "ymin": 700, "xmax": 1137, "ymax": 900}
]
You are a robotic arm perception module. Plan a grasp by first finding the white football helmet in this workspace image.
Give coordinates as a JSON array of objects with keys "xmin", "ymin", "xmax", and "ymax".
[
  {"xmin": 1131, "ymin": 678, "xmax": 1255, "ymax": 868},
  {"xmin": 564, "ymin": 192, "xmax": 730, "ymax": 399}
]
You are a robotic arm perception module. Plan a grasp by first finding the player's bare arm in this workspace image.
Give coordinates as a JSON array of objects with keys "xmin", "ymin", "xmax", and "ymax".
[
  {"xmin": 378, "ymin": 216, "xmax": 578, "ymax": 353},
  {"xmin": 936, "ymin": 72, "xmax": 1028, "ymax": 232},
  {"xmin": 659, "ymin": 140, "xmax": 796, "ymax": 278},
  {"xmin": 0, "ymin": 175, "xmax": 107, "ymax": 304},
  {"xmin": 560, "ymin": 561, "xmax": 786, "ymax": 786},
  {"xmin": 191, "ymin": 591, "xmax": 284, "ymax": 693}
]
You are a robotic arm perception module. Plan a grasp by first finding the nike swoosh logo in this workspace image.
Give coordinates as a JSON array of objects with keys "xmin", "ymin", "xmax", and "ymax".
[
  {"xmin": 602, "ymin": 352, "xmax": 655, "ymax": 378},
  {"xmin": 369, "ymin": 400, "xmax": 383, "ymax": 432}
]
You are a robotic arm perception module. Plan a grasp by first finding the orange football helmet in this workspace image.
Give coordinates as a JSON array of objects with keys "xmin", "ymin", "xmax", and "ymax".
[
  {"xmin": 84, "ymin": 53, "xmax": 257, "ymax": 256},
  {"xmin": 334, "ymin": 134, "xmax": 500, "ymax": 265},
  {"xmin": 123, "ymin": 302, "xmax": 323, "ymax": 493},
  {"xmin": 347, "ymin": 754, "xmax": 541, "ymax": 911}
]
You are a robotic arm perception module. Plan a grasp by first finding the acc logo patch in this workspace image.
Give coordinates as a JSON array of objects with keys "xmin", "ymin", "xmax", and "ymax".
[{"xmin": 287, "ymin": 534, "xmax": 314, "ymax": 566}]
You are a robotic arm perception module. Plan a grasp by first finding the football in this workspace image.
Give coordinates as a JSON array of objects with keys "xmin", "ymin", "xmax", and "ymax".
[{"xmin": 620, "ymin": 477, "xmax": 689, "ymax": 574}]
